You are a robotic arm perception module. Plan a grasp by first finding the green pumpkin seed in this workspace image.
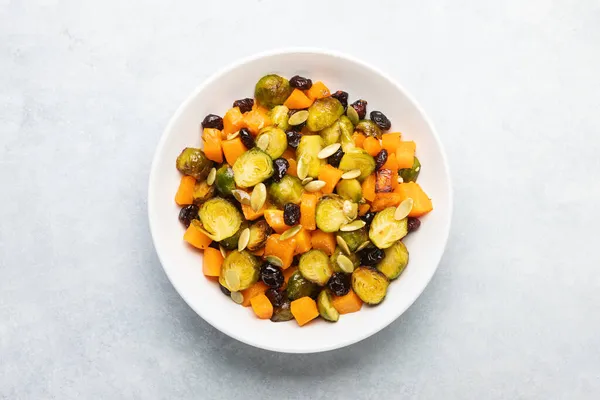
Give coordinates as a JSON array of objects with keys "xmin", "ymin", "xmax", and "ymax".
[
  {"xmin": 237, "ymin": 228, "xmax": 250, "ymax": 251},
  {"xmin": 225, "ymin": 270, "xmax": 241, "ymax": 292},
  {"xmin": 280, "ymin": 225, "xmax": 302, "ymax": 241},
  {"xmin": 297, "ymin": 156, "xmax": 309, "ymax": 180},
  {"xmin": 302, "ymin": 177, "xmax": 314, "ymax": 185},
  {"xmin": 317, "ymin": 143, "xmax": 341, "ymax": 159},
  {"xmin": 256, "ymin": 134, "xmax": 270, "ymax": 151},
  {"xmin": 207, "ymin": 167, "xmax": 217, "ymax": 186},
  {"xmin": 336, "ymin": 235, "xmax": 351, "ymax": 256},
  {"xmin": 265, "ymin": 255, "xmax": 283, "ymax": 267},
  {"xmin": 232, "ymin": 189, "xmax": 251, "ymax": 205},
  {"xmin": 394, "ymin": 198, "xmax": 414, "ymax": 221},
  {"xmin": 340, "ymin": 220, "xmax": 366, "ymax": 232},
  {"xmin": 219, "ymin": 245, "xmax": 227, "ymax": 258},
  {"xmin": 356, "ymin": 241, "xmax": 371, "ymax": 252},
  {"xmin": 347, "ymin": 106, "xmax": 359, "ymax": 126},
  {"xmin": 343, "ymin": 200, "xmax": 358, "ymax": 219},
  {"xmin": 231, "ymin": 291, "xmax": 244, "ymax": 304},
  {"xmin": 341, "ymin": 169, "xmax": 361, "ymax": 180},
  {"xmin": 250, "ymin": 183, "xmax": 266, "ymax": 212},
  {"xmin": 288, "ymin": 110, "xmax": 309, "ymax": 126},
  {"xmin": 337, "ymin": 254, "xmax": 355, "ymax": 273},
  {"xmin": 226, "ymin": 130, "xmax": 240, "ymax": 140},
  {"xmin": 304, "ymin": 180, "xmax": 326, "ymax": 192}
]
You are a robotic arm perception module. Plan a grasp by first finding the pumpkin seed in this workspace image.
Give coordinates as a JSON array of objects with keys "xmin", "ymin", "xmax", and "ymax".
[
  {"xmin": 317, "ymin": 143, "xmax": 341, "ymax": 159},
  {"xmin": 230, "ymin": 291, "xmax": 244, "ymax": 304},
  {"xmin": 301, "ymin": 177, "xmax": 314, "ymax": 185},
  {"xmin": 226, "ymin": 130, "xmax": 240, "ymax": 140},
  {"xmin": 250, "ymin": 183, "xmax": 266, "ymax": 212},
  {"xmin": 343, "ymin": 200, "xmax": 357, "ymax": 219},
  {"xmin": 280, "ymin": 225, "xmax": 302, "ymax": 241},
  {"xmin": 347, "ymin": 105, "xmax": 359, "ymax": 126},
  {"xmin": 237, "ymin": 228, "xmax": 250, "ymax": 251},
  {"xmin": 256, "ymin": 134, "xmax": 270, "ymax": 151},
  {"xmin": 207, "ymin": 167, "xmax": 217, "ymax": 186},
  {"xmin": 219, "ymin": 245, "xmax": 227, "ymax": 258},
  {"xmin": 337, "ymin": 254, "xmax": 355, "ymax": 273},
  {"xmin": 356, "ymin": 241, "xmax": 371, "ymax": 252},
  {"xmin": 397, "ymin": 176, "xmax": 404, "ymax": 184},
  {"xmin": 341, "ymin": 169, "xmax": 361, "ymax": 180},
  {"xmin": 232, "ymin": 189, "xmax": 251, "ymax": 205},
  {"xmin": 304, "ymin": 180, "xmax": 326, "ymax": 192},
  {"xmin": 225, "ymin": 270, "xmax": 240, "ymax": 292},
  {"xmin": 336, "ymin": 235, "xmax": 351, "ymax": 256},
  {"xmin": 340, "ymin": 220, "xmax": 366, "ymax": 232},
  {"xmin": 297, "ymin": 156, "xmax": 309, "ymax": 180},
  {"xmin": 394, "ymin": 198, "xmax": 414, "ymax": 221},
  {"xmin": 288, "ymin": 110, "xmax": 309, "ymax": 126},
  {"xmin": 265, "ymin": 255, "xmax": 283, "ymax": 267}
]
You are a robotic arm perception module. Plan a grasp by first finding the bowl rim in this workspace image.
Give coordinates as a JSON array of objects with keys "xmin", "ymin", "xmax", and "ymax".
[{"xmin": 148, "ymin": 47, "xmax": 453, "ymax": 353}]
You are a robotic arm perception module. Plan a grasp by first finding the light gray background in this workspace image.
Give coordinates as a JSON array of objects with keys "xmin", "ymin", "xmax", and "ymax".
[{"xmin": 1, "ymin": 0, "xmax": 599, "ymax": 399}]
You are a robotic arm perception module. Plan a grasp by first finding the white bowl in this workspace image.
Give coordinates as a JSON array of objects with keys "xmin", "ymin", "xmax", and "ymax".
[{"xmin": 148, "ymin": 49, "xmax": 452, "ymax": 353}]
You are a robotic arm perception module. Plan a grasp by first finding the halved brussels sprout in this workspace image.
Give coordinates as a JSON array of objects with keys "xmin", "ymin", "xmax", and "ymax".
[
  {"xmin": 198, "ymin": 198, "xmax": 243, "ymax": 241},
  {"xmin": 355, "ymin": 120, "xmax": 382, "ymax": 139},
  {"xmin": 351, "ymin": 267, "xmax": 389, "ymax": 304},
  {"xmin": 337, "ymin": 227, "xmax": 369, "ymax": 252},
  {"xmin": 256, "ymin": 126, "xmax": 287, "ymax": 159},
  {"xmin": 330, "ymin": 246, "xmax": 360, "ymax": 273},
  {"xmin": 176, "ymin": 148, "xmax": 214, "ymax": 180},
  {"xmin": 317, "ymin": 290, "xmax": 339, "ymax": 322},
  {"xmin": 399, "ymin": 156, "xmax": 421, "ymax": 183},
  {"xmin": 335, "ymin": 179, "xmax": 362, "ymax": 202},
  {"xmin": 286, "ymin": 271, "xmax": 319, "ymax": 301},
  {"xmin": 192, "ymin": 180, "xmax": 216, "ymax": 204},
  {"xmin": 307, "ymin": 97, "xmax": 344, "ymax": 132},
  {"xmin": 218, "ymin": 250, "xmax": 260, "ymax": 291},
  {"xmin": 219, "ymin": 221, "xmax": 248, "ymax": 250},
  {"xmin": 299, "ymin": 249, "xmax": 333, "ymax": 286},
  {"xmin": 254, "ymin": 74, "xmax": 293, "ymax": 109},
  {"xmin": 269, "ymin": 105, "xmax": 290, "ymax": 131},
  {"xmin": 215, "ymin": 164, "xmax": 235, "ymax": 197},
  {"xmin": 315, "ymin": 196, "xmax": 352, "ymax": 232},
  {"xmin": 232, "ymin": 148, "xmax": 274, "ymax": 188},
  {"xmin": 377, "ymin": 241, "xmax": 409, "ymax": 280},
  {"xmin": 271, "ymin": 300, "xmax": 294, "ymax": 322},
  {"xmin": 296, "ymin": 135, "xmax": 325, "ymax": 178},
  {"xmin": 268, "ymin": 175, "xmax": 303, "ymax": 207},
  {"xmin": 338, "ymin": 148, "xmax": 376, "ymax": 182},
  {"xmin": 247, "ymin": 220, "xmax": 272, "ymax": 251},
  {"xmin": 368, "ymin": 207, "xmax": 408, "ymax": 249},
  {"xmin": 338, "ymin": 116, "xmax": 355, "ymax": 152}
]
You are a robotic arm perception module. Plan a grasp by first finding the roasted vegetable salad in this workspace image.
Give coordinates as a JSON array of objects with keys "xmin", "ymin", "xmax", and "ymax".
[{"xmin": 174, "ymin": 74, "xmax": 433, "ymax": 326}]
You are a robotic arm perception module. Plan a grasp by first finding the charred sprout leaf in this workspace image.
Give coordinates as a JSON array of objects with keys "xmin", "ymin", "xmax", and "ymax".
[
  {"xmin": 307, "ymin": 97, "xmax": 344, "ymax": 132},
  {"xmin": 269, "ymin": 105, "xmax": 290, "ymax": 131},
  {"xmin": 315, "ymin": 196, "xmax": 353, "ymax": 232},
  {"xmin": 256, "ymin": 126, "xmax": 288, "ymax": 159},
  {"xmin": 299, "ymin": 250, "xmax": 333, "ymax": 286},
  {"xmin": 296, "ymin": 135, "xmax": 325, "ymax": 178},
  {"xmin": 219, "ymin": 221, "xmax": 248, "ymax": 250},
  {"xmin": 254, "ymin": 74, "xmax": 293, "ymax": 109},
  {"xmin": 330, "ymin": 246, "xmax": 360, "ymax": 273},
  {"xmin": 351, "ymin": 267, "xmax": 389, "ymax": 305},
  {"xmin": 368, "ymin": 207, "xmax": 408, "ymax": 249},
  {"xmin": 286, "ymin": 271, "xmax": 319, "ymax": 301},
  {"xmin": 218, "ymin": 250, "xmax": 260, "ymax": 291},
  {"xmin": 176, "ymin": 148, "xmax": 214, "ymax": 180},
  {"xmin": 335, "ymin": 179, "xmax": 362, "ymax": 203},
  {"xmin": 232, "ymin": 148, "xmax": 274, "ymax": 188},
  {"xmin": 214, "ymin": 164, "xmax": 235, "ymax": 197},
  {"xmin": 268, "ymin": 175, "xmax": 304, "ymax": 207},
  {"xmin": 199, "ymin": 198, "xmax": 243, "ymax": 241},
  {"xmin": 355, "ymin": 120, "xmax": 382, "ymax": 139},
  {"xmin": 338, "ymin": 148, "xmax": 376, "ymax": 182},
  {"xmin": 377, "ymin": 241, "xmax": 409, "ymax": 280},
  {"xmin": 192, "ymin": 180, "xmax": 216, "ymax": 205},
  {"xmin": 337, "ymin": 227, "xmax": 369, "ymax": 252},
  {"xmin": 247, "ymin": 220, "xmax": 272, "ymax": 251},
  {"xmin": 399, "ymin": 156, "xmax": 421, "ymax": 183},
  {"xmin": 317, "ymin": 290, "xmax": 339, "ymax": 322}
]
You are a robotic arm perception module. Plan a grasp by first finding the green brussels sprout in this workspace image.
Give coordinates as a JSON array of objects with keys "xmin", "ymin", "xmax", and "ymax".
[
  {"xmin": 338, "ymin": 148, "xmax": 376, "ymax": 182},
  {"xmin": 268, "ymin": 175, "xmax": 303, "ymax": 207},
  {"xmin": 306, "ymin": 97, "xmax": 344, "ymax": 132},
  {"xmin": 269, "ymin": 105, "xmax": 290, "ymax": 131},
  {"xmin": 315, "ymin": 196, "xmax": 352, "ymax": 232},
  {"xmin": 256, "ymin": 126, "xmax": 287, "ymax": 159},
  {"xmin": 271, "ymin": 300, "xmax": 294, "ymax": 322},
  {"xmin": 198, "ymin": 198, "xmax": 243, "ymax": 241},
  {"xmin": 319, "ymin": 120, "xmax": 342, "ymax": 146},
  {"xmin": 176, "ymin": 148, "xmax": 214, "ymax": 180},
  {"xmin": 351, "ymin": 267, "xmax": 389, "ymax": 304},
  {"xmin": 286, "ymin": 271, "xmax": 319, "ymax": 301},
  {"xmin": 335, "ymin": 179, "xmax": 362, "ymax": 202},
  {"xmin": 337, "ymin": 227, "xmax": 369, "ymax": 252},
  {"xmin": 399, "ymin": 156, "xmax": 421, "ymax": 183},
  {"xmin": 296, "ymin": 135, "xmax": 325, "ymax": 178},
  {"xmin": 368, "ymin": 207, "xmax": 408, "ymax": 249},
  {"xmin": 377, "ymin": 241, "xmax": 409, "ymax": 280},
  {"xmin": 317, "ymin": 290, "xmax": 339, "ymax": 322},
  {"xmin": 247, "ymin": 220, "xmax": 272, "ymax": 251},
  {"xmin": 219, "ymin": 221, "xmax": 248, "ymax": 250},
  {"xmin": 192, "ymin": 180, "xmax": 216, "ymax": 205},
  {"xmin": 299, "ymin": 249, "xmax": 333, "ymax": 286},
  {"xmin": 232, "ymin": 148, "xmax": 274, "ymax": 188},
  {"xmin": 218, "ymin": 250, "xmax": 260, "ymax": 291},
  {"xmin": 338, "ymin": 116, "xmax": 355, "ymax": 152},
  {"xmin": 330, "ymin": 246, "xmax": 360, "ymax": 273},
  {"xmin": 254, "ymin": 74, "xmax": 293, "ymax": 109},
  {"xmin": 215, "ymin": 164, "xmax": 235, "ymax": 197},
  {"xmin": 355, "ymin": 120, "xmax": 382, "ymax": 139}
]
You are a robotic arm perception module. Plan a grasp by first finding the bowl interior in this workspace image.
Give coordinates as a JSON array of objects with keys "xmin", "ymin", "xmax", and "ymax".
[{"xmin": 148, "ymin": 50, "xmax": 452, "ymax": 353}]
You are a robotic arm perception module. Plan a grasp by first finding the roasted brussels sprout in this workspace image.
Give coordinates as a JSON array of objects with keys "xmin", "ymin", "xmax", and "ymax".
[
  {"xmin": 271, "ymin": 300, "xmax": 294, "ymax": 322},
  {"xmin": 286, "ymin": 270, "xmax": 319, "ymax": 301},
  {"xmin": 317, "ymin": 290, "xmax": 339, "ymax": 322},
  {"xmin": 338, "ymin": 148, "xmax": 376, "ymax": 182},
  {"xmin": 337, "ymin": 227, "xmax": 369, "ymax": 252},
  {"xmin": 335, "ymin": 179, "xmax": 362, "ymax": 203},
  {"xmin": 247, "ymin": 220, "xmax": 272, "ymax": 251},
  {"xmin": 338, "ymin": 116, "xmax": 355, "ymax": 152},
  {"xmin": 214, "ymin": 164, "xmax": 235, "ymax": 197},
  {"xmin": 319, "ymin": 120, "xmax": 342, "ymax": 146},
  {"xmin": 306, "ymin": 97, "xmax": 344, "ymax": 132},
  {"xmin": 269, "ymin": 105, "xmax": 290, "ymax": 131},
  {"xmin": 218, "ymin": 250, "xmax": 260, "ymax": 291},
  {"xmin": 232, "ymin": 148, "xmax": 274, "ymax": 188},
  {"xmin": 377, "ymin": 241, "xmax": 409, "ymax": 280},
  {"xmin": 199, "ymin": 198, "xmax": 243, "ymax": 241},
  {"xmin": 192, "ymin": 180, "xmax": 216, "ymax": 204},
  {"xmin": 368, "ymin": 207, "xmax": 408, "ymax": 249},
  {"xmin": 399, "ymin": 156, "xmax": 421, "ymax": 183},
  {"xmin": 176, "ymin": 148, "xmax": 214, "ymax": 180},
  {"xmin": 296, "ymin": 135, "xmax": 325, "ymax": 178},
  {"xmin": 268, "ymin": 175, "xmax": 303, "ymax": 207},
  {"xmin": 299, "ymin": 250, "xmax": 333, "ymax": 286},
  {"xmin": 330, "ymin": 246, "xmax": 360, "ymax": 273},
  {"xmin": 355, "ymin": 120, "xmax": 382, "ymax": 139},
  {"xmin": 219, "ymin": 221, "xmax": 248, "ymax": 250},
  {"xmin": 351, "ymin": 267, "xmax": 389, "ymax": 304},
  {"xmin": 315, "ymin": 196, "xmax": 352, "ymax": 232},
  {"xmin": 254, "ymin": 74, "xmax": 293, "ymax": 109},
  {"xmin": 256, "ymin": 126, "xmax": 287, "ymax": 159}
]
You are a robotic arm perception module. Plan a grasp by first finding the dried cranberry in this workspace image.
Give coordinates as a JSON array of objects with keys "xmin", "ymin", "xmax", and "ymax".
[
  {"xmin": 178, "ymin": 204, "xmax": 199, "ymax": 227},
  {"xmin": 328, "ymin": 147, "xmax": 344, "ymax": 168},
  {"xmin": 375, "ymin": 149, "xmax": 388, "ymax": 170},
  {"xmin": 233, "ymin": 98, "xmax": 254, "ymax": 113},
  {"xmin": 407, "ymin": 217, "xmax": 421, "ymax": 233},
  {"xmin": 327, "ymin": 273, "xmax": 351, "ymax": 297},
  {"xmin": 286, "ymin": 130, "xmax": 302, "ymax": 148},
  {"xmin": 272, "ymin": 158, "xmax": 289, "ymax": 182},
  {"xmin": 283, "ymin": 203, "xmax": 301, "ymax": 226},
  {"xmin": 331, "ymin": 90, "xmax": 349, "ymax": 109},
  {"xmin": 219, "ymin": 284, "xmax": 231, "ymax": 297},
  {"xmin": 239, "ymin": 127, "xmax": 255, "ymax": 149},
  {"xmin": 289, "ymin": 75, "xmax": 313, "ymax": 90},
  {"xmin": 201, "ymin": 114, "xmax": 223, "ymax": 130},
  {"xmin": 370, "ymin": 111, "xmax": 391, "ymax": 131},
  {"xmin": 350, "ymin": 100, "xmax": 367, "ymax": 119},
  {"xmin": 360, "ymin": 212, "xmax": 376, "ymax": 226},
  {"xmin": 358, "ymin": 248, "xmax": 385, "ymax": 266},
  {"xmin": 260, "ymin": 263, "xmax": 284, "ymax": 289},
  {"xmin": 265, "ymin": 288, "xmax": 287, "ymax": 307}
]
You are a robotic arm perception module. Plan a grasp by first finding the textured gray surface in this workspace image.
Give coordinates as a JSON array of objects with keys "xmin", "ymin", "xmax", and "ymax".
[{"xmin": 1, "ymin": 0, "xmax": 600, "ymax": 398}]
